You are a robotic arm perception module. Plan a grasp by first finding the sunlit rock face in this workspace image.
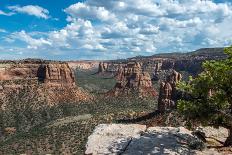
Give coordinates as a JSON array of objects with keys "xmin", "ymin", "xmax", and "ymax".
[
  {"xmin": 38, "ymin": 63, "xmax": 76, "ymax": 87},
  {"xmin": 0, "ymin": 60, "xmax": 90, "ymax": 107},
  {"xmin": 108, "ymin": 61, "xmax": 157, "ymax": 97},
  {"xmin": 68, "ymin": 61, "xmax": 99, "ymax": 70}
]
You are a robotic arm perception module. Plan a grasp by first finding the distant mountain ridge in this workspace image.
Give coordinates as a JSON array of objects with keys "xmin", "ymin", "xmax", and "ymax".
[{"xmin": 128, "ymin": 47, "xmax": 226, "ymax": 60}]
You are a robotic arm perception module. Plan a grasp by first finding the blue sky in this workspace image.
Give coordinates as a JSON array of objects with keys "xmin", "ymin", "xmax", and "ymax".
[{"xmin": 0, "ymin": 0, "xmax": 232, "ymax": 60}]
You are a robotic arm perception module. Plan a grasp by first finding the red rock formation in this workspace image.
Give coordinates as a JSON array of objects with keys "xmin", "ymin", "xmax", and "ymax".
[
  {"xmin": 152, "ymin": 61, "xmax": 162, "ymax": 81},
  {"xmin": 0, "ymin": 61, "xmax": 90, "ymax": 106},
  {"xmin": 108, "ymin": 62, "xmax": 157, "ymax": 97},
  {"xmin": 41, "ymin": 63, "xmax": 76, "ymax": 87},
  {"xmin": 158, "ymin": 70, "xmax": 182, "ymax": 112},
  {"xmin": 97, "ymin": 62, "xmax": 108, "ymax": 73},
  {"xmin": 0, "ymin": 63, "xmax": 40, "ymax": 80}
]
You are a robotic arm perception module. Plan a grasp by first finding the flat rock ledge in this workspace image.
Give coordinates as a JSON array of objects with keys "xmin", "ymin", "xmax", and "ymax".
[{"xmin": 85, "ymin": 124, "xmax": 222, "ymax": 155}]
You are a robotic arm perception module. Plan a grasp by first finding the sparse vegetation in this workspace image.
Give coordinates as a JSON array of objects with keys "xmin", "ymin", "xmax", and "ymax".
[
  {"xmin": 75, "ymin": 69, "xmax": 116, "ymax": 93},
  {"xmin": 0, "ymin": 69, "xmax": 157, "ymax": 154}
]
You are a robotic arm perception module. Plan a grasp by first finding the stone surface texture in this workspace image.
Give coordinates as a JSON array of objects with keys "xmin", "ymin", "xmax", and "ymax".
[
  {"xmin": 0, "ymin": 60, "xmax": 90, "ymax": 106},
  {"xmin": 158, "ymin": 70, "xmax": 182, "ymax": 112},
  {"xmin": 85, "ymin": 124, "xmax": 222, "ymax": 155},
  {"xmin": 108, "ymin": 62, "xmax": 157, "ymax": 97}
]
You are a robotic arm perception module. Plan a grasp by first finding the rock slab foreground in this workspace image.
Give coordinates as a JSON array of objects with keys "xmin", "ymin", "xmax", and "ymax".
[{"xmin": 85, "ymin": 124, "xmax": 222, "ymax": 155}]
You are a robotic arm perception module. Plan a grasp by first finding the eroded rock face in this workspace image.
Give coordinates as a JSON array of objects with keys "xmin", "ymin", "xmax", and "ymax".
[
  {"xmin": 38, "ymin": 63, "xmax": 76, "ymax": 87},
  {"xmin": 0, "ymin": 64, "xmax": 41, "ymax": 80},
  {"xmin": 158, "ymin": 70, "xmax": 182, "ymax": 112},
  {"xmin": 152, "ymin": 61, "xmax": 163, "ymax": 81},
  {"xmin": 0, "ymin": 60, "xmax": 90, "ymax": 106},
  {"xmin": 108, "ymin": 62, "xmax": 157, "ymax": 97},
  {"xmin": 97, "ymin": 62, "xmax": 108, "ymax": 73},
  {"xmin": 68, "ymin": 61, "xmax": 99, "ymax": 70}
]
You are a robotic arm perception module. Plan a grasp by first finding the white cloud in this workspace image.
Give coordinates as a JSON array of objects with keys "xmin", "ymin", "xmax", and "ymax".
[
  {"xmin": 64, "ymin": 2, "xmax": 116, "ymax": 22},
  {"xmin": 0, "ymin": 10, "xmax": 14, "ymax": 16},
  {"xmin": 0, "ymin": 29, "xmax": 7, "ymax": 33},
  {"xmin": 8, "ymin": 5, "xmax": 49, "ymax": 19},
  {"xmin": 8, "ymin": 30, "xmax": 51, "ymax": 49},
  {"xmin": 159, "ymin": 17, "xmax": 203, "ymax": 28},
  {"xmin": 3, "ymin": 0, "xmax": 232, "ymax": 60}
]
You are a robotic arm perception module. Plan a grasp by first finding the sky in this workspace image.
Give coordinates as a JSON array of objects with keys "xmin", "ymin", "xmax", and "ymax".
[{"xmin": 0, "ymin": 0, "xmax": 232, "ymax": 60}]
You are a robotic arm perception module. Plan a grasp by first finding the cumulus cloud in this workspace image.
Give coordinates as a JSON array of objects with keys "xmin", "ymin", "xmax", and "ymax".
[
  {"xmin": 3, "ymin": 0, "xmax": 232, "ymax": 60},
  {"xmin": 8, "ymin": 5, "xmax": 49, "ymax": 19},
  {"xmin": 7, "ymin": 30, "xmax": 51, "ymax": 49},
  {"xmin": 64, "ymin": 2, "xmax": 116, "ymax": 22}
]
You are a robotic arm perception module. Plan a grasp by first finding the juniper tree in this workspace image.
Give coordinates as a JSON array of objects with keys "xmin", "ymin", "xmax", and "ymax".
[{"xmin": 177, "ymin": 46, "xmax": 232, "ymax": 146}]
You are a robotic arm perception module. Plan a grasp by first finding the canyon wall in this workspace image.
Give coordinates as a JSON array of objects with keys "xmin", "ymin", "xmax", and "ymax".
[
  {"xmin": 0, "ymin": 60, "xmax": 90, "ymax": 107},
  {"xmin": 68, "ymin": 61, "xmax": 99, "ymax": 70}
]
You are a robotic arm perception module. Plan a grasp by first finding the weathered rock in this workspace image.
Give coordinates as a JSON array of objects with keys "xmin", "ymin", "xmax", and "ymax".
[
  {"xmin": 0, "ymin": 63, "xmax": 41, "ymax": 80},
  {"xmin": 152, "ymin": 61, "xmax": 162, "ymax": 81},
  {"xmin": 97, "ymin": 62, "xmax": 108, "ymax": 73},
  {"xmin": 39, "ymin": 63, "xmax": 76, "ymax": 87},
  {"xmin": 85, "ymin": 124, "xmax": 146, "ymax": 155},
  {"xmin": 201, "ymin": 126, "xmax": 228, "ymax": 144},
  {"xmin": 68, "ymin": 61, "xmax": 99, "ymax": 70},
  {"xmin": 4, "ymin": 127, "xmax": 16, "ymax": 135},
  {"xmin": 158, "ymin": 70, "xmax": 182, "ymax": 112},
  {"xmin": 85, "ymin": 124, "xmax": 221, "ymax": 155},
  {"xmin": 0, "ymin": 60, "xmax": 90, "ymax": 106},
  {"xmin": 45, "ymin": 86, "xmax": 90, "ymax": 105},
  {"xmin": 108, "ymin": 62, "xmax": 157, "ymax": 97}
]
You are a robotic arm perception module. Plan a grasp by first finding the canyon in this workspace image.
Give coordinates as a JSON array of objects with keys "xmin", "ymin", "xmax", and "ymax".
[{"xmin": 0, "ymin": 47, "xmax": 230, "ymax": 155}]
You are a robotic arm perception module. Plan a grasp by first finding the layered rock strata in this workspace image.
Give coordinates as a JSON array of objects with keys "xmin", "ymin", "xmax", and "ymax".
[
  {"xmin": 108, "ymin": 62, "xmax": 157, "ymax": 97},
  {"xmin": 0, "ymin": 60, "xmax": 90, "ymax": 106}
]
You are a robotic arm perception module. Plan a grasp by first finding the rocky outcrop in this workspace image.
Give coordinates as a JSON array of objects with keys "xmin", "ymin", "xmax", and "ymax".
[
  {"xmin": 38, "ymin": 63, "xmax": 76, "ymax": 87},
  {"xmin": 97, "ymin": 62, "xmax": 108, "ymax": 73},
  {"xmin": 0, "ymin": 61, "xmax": 76, "ymax": 87},
  {"xmin": 152, "ymin": 61, "xmax": 162, "ymax": 80},
  {"xmin": 85, "ymin": 124, "xmax": 146, "ymax": 155},
  {"xmin": 108, "ymin": 62, "xmax": 157, "ymax": 97},
  {"xmin": 158, "ymin": 70, "xmax": 182, "ymax": 112},
  {"xmin": 0, "ymin": 61, "xmax": 90, "ymax": 106},
  {"xmin": 68, "ymin": 61, "xmax": 99, "ymax": 70},
  {"xmin": 85, "ymin": 124, "xmax": 222, "ymax": 155},
  {"xmin": 0, "ymin": 64, "xmax": 40, "ymax": 80}
]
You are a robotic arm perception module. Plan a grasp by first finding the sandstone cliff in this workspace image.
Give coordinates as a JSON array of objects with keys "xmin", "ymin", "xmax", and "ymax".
[
  {"xmin": 0, "ymin": 60, "xmax": 90, "ymax": 106},
  {"xmin": 158, "ymin": 70, "xmax": 182, "ymax": 112},
  {"xmin": 38, "ymin": 63, "xmax": 76, "ymax": 87},
  {"xmin": 96, "ymin": 62, "xmax": 108, "ymax": 74},
  {"xmin": 108, "ymin": 62, "xmax": 157, "ymax": 97},
  {"xmin": 68, "ymin": 61, "xmax": 99, "ymax": 70}
]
